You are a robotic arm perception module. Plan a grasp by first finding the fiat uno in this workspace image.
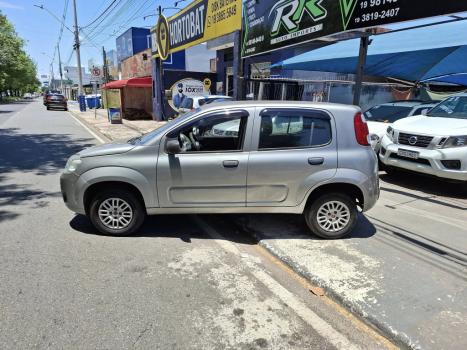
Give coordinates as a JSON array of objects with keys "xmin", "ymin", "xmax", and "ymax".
[{"xmin": 61, "ymin": 101, "xmax": 379, "ymax": 239}]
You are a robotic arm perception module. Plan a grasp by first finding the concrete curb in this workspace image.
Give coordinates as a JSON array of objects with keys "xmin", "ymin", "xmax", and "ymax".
[
  {"xmin": 67, "ymin": 109, "xmax": 112, "ymax": 143},
  {"xmin": 239, "ymin": 222, "xmax": 416, "ymax": 350}
]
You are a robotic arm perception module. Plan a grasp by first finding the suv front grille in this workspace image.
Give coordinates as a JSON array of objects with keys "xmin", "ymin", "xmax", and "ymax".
[{"xmin": 398, "ymin": 133, "xmax": 433, "ymax": 148}]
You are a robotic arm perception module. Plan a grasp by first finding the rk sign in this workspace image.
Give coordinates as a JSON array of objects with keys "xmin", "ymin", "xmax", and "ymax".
[
  {"xmin": 242, "ymin": 0, "xmax": 467, "ymax": 57},
  {"xmin": 155, "ymin": 0, "xmax": 242, "ymax": 60}
]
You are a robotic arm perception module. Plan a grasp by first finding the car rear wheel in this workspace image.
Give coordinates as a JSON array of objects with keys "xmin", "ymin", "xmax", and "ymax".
[
  {"xmin": 46, "ymin": 106, "xmax": 50, "ymax": 110},
  {"xmin": 89, "ymin": 189, "xmax": 145, "ymax": 236},
  {"xmin": 304, "ymin": 193, "xmax": 357, "ymax": 239}
]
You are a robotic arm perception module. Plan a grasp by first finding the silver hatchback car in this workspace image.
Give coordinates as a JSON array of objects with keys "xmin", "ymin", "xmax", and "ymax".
[{"xmin": 61, "ymin": 101, "xmax": 379, "ymax": 239}]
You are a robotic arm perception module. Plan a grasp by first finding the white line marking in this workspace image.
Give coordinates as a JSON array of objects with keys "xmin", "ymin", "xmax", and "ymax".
[
  {"xmin": 193, "ymin": 216, "xmax": 359, "ymax": 350},
  {"xmin": 67, "ymin": 111, "xmax": 105, "ymax": 144}
]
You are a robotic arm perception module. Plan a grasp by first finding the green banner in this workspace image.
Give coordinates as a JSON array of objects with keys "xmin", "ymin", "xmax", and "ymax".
[{"xmin": 242, "ymin": 0, "xmax": 467, "ymax": 58}]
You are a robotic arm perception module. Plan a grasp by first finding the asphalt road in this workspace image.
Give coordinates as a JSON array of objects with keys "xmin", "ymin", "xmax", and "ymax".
[{"xmin": 0, "ymin": 100, "xmax": 392, "ymax": 349}]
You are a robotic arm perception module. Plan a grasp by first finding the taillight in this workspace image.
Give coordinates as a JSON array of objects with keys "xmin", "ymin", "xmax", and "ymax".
[{"xmin": 354, "ymin": 112, "xmax": 370, "ymax": 146}]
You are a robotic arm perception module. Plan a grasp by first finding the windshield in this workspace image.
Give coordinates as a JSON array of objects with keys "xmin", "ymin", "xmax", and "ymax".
[
  {"xmin": 364, "ymin": 105, "xmax": 413, "ymax": 123},
  {"xmin": 427, "ymin": 96, "xmax": 467, "ymax": 119},
  {"xmin": 129, "ymin": 109, "xmax": 201, "ymax": 145}
]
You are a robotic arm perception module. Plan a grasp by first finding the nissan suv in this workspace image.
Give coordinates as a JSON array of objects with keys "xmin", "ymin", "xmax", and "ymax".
[
  {"xmin": 61, "ymin": 101, "xmax": 379, "ymax": 239},
  {"xmin": 379, "ymin": 94, "xmax": 467, "ymax": 181}
]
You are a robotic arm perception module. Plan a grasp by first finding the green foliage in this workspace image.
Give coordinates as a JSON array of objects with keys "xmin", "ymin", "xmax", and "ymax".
[{"xmin": 0, "ymin": 10, "xmax": 40, "ymax": 96}]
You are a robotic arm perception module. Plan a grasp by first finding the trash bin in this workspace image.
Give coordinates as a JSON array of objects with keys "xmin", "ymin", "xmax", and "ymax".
[
  {"xmin": 86, "ymin": 95, "xmax": 101, "ymax": 109},
  {"xmin": 108, "ymin": 108, "xmax": 122, "ymax": 124},
  {"xmin": 78, "ymin": 95, "xmax": 86, "ymax": 112}
]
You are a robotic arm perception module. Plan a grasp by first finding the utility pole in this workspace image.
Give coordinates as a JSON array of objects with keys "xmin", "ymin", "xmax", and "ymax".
[
  {"xmin": 57, "ymin": 45, "xmax": 64, "ymax": 92},
  {"xmin": 353, "ymin": 35, "xmax": 370, "ymax": 106},
  {"xmin": 102, "ymin": 47, "xmax": 109, "ymax": 84},
  {"xmin": 154, "ymin": 5, "xmax": 166, "ymax": 121},
  {"xmin": 50, "ymin": 63, "xmax": 55, "ymax": 90},
  {"xmin": 102, "ymin": 46, "xmax": 109, "ymax": 114},
  {"xmin": 72, "ymin": 0, "xmax": 83, "ymax": 96}
]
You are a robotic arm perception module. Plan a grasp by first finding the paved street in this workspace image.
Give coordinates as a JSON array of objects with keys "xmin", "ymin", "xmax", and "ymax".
[
  {"xmin": 0, "ymin": 100, "xmax": 392, "ymax": 349},
  {"xmin": 1, "ymin": 99, "xmax": 466, "ymax": 349}
]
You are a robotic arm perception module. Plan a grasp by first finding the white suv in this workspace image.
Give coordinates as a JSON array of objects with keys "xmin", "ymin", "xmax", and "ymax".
[{"xmin": 379, "ymin": 94, "xmax": 467, "ymax": 181}]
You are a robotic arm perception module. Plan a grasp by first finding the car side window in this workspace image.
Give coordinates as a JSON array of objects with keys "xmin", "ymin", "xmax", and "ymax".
[
  {"xmin": 168, "ymin": 111, "xmax": 248, "ymax": 153},
  {"xmin": 258, "ymin": 109, "xmax": 332, "ymax": 150}
]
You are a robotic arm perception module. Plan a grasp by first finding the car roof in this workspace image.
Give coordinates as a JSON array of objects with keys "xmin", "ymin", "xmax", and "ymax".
[
  {"xmin": 192, "ymin": 95, "xmax": 232, "ymax": 100},
  {"xmin": 197, "ymin": 100, "xmax": 361, "ymax": 114}
]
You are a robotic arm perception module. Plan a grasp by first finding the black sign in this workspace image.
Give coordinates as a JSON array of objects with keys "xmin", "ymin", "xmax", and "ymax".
[{"xmin": 242, "ymin": 0, "xmax": 467, "ymax": 58}]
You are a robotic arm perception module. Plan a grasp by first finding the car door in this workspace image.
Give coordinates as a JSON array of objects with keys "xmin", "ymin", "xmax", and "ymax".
[
  {"xmin": 157, "ymin": 108, "xmax": 253, "ymax": 207},
  {"xmin": 247, "ymin": 107, "xmax": 338, "ymax": 207}
]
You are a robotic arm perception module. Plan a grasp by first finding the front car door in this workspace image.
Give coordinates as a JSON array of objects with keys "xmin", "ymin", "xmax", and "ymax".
[
  {"xmin": 157, "ymin": 108, "xmax": 253, "ymax": 208},
  {"xmin": 247, "ymin": 107, "xmax": 338, "ymax": 207}
]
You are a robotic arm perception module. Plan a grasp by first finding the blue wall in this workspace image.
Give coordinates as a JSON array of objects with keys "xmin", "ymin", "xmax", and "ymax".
[{"xmin": 116, "ymin": 27, "xmax": 151, "ymax": 63}]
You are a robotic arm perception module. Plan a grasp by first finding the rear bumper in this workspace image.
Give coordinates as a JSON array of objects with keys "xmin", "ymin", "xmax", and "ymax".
[{"xmin": 47, "ymin": 102, "xmax": 67, "ymax": 108}]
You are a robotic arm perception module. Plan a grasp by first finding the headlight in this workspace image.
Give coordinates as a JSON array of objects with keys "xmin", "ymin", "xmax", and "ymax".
[
  {"xmin": 442, "ymin": 136, "xmax": 467, "ymax": 148},
  {"xmin": 65, "ymin": 156, "xmax": 82, "ymax": 173},
  {"xmin": 386, "ymin": 126, "xmax": 394, "ymax": 141}
]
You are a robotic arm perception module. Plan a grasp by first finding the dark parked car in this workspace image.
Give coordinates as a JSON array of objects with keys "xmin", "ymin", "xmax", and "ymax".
[{"xmin": 45, "ymin": 94, "xmax": 68, "ymax": 111}]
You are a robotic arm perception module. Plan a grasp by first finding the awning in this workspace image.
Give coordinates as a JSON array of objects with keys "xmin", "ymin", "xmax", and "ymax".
[
  {"xmin": 102, "ymin": 76, "xmax": 152, "ymax": 89},
  {"xmin": 422, "ymin": 73, "xmax": 467, "ymax": 86},
  {"xmin": 272, "ymin": 20, "xmax": 467, "ymax": 82}
]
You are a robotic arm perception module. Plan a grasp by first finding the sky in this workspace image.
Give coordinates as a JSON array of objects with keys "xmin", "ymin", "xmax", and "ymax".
[
  {"xmin": 0, "ymin": 1, "xmax": 466, "ymax": 81},
  {"xmin": 0, "ymin": 0, "xmax": 177, "ymax": 79}
]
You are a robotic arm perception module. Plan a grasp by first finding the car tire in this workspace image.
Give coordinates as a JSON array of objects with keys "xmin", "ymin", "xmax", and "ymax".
[
  {"xmin": 89, "ymin": 189, "xmax": 145, "ymax": 236},
  {"xmin": 46, "ymin": 106, "xmax": 50, "ymax": 110},
  {"xmin": 304, "ymin": 193, "xmax": 357, "ymax": 239}
]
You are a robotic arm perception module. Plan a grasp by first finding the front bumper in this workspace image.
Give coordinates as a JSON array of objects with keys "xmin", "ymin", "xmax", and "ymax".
[
  {"xmin": 379, "ymin": 136, "xmax": 467, "ymax": 181},
  {"xmin": 60, "ymin": 172, "xmax": 86, "ymax": 214}
]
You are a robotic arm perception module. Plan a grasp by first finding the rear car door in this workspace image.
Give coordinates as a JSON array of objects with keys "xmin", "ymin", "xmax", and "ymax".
[
  {"xmin": 157, "ymin": 108, "xmax": 252, "ymax": 207},
  {"xmin": 247, "ymin": 107, "xmax": 337, "ymax": 207}
]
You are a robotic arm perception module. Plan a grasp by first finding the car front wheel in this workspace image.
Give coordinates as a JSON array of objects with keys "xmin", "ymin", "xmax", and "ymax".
[
  {"xmin": 89, "ymin": 189, "xmax": 145, "ymax": 236},
  {"xmin": 305, "ymin": 193, "xmax": 357, "ymax": 239}
]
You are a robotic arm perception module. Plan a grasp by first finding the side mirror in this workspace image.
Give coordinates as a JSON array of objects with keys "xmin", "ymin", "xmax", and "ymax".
[{"xmin": 166, "ymin": 139, "xmax": 181, "ymax": 154}]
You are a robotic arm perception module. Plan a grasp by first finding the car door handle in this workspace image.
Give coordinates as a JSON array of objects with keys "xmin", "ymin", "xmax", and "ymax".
[
  {"xmin": 308, "ymin": 157, "xmax": 324, "ymax": 166},
  {"xmin": 223, "ymin": 160, "xmax": 239, "ymax": 168}
]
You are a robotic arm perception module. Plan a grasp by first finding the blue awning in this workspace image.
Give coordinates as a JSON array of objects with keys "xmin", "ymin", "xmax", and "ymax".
[
  {"xmin": 272, "ymin": 20, "xmax": 467, "ymax": 82},
  {"xmin": 422, "ymin": 73, "xmax": 467, "ymax": 86}
]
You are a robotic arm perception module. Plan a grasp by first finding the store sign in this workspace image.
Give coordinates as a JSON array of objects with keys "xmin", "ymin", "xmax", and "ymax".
[
  {"xmin": 156, "ymin": 15, "xmax": 171, "ymax": 60},
  {"xmin": 242, "ymin": 0, "xmax": 467, "ymax": 57},
  {"xmin": 155, "ymin": 0, "xmax": 242, "ymax": 59},
  {"xmin": 169, "ymin": 78, "xmax": 211, "ymax": 111}
]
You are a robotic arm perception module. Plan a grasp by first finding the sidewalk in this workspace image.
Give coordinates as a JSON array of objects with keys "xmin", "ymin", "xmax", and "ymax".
[
  {"xmin": 68, "ymin": 102, "xmax": 166, "ymax": 141},
  {"xmin": 237, "ymin": 187, "xmax": 467, "ymax": 349}
]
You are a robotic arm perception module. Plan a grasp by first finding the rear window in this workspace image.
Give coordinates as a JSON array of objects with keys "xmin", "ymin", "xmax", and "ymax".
[{"xmin": 259, "ymin": 109, "xmax": 332, "ymax": 150}]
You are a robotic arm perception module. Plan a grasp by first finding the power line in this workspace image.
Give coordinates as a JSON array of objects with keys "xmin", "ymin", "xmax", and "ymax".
[{"xmin": 82, "ymin": 0, "xmax": 119, "ymax": 29}]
